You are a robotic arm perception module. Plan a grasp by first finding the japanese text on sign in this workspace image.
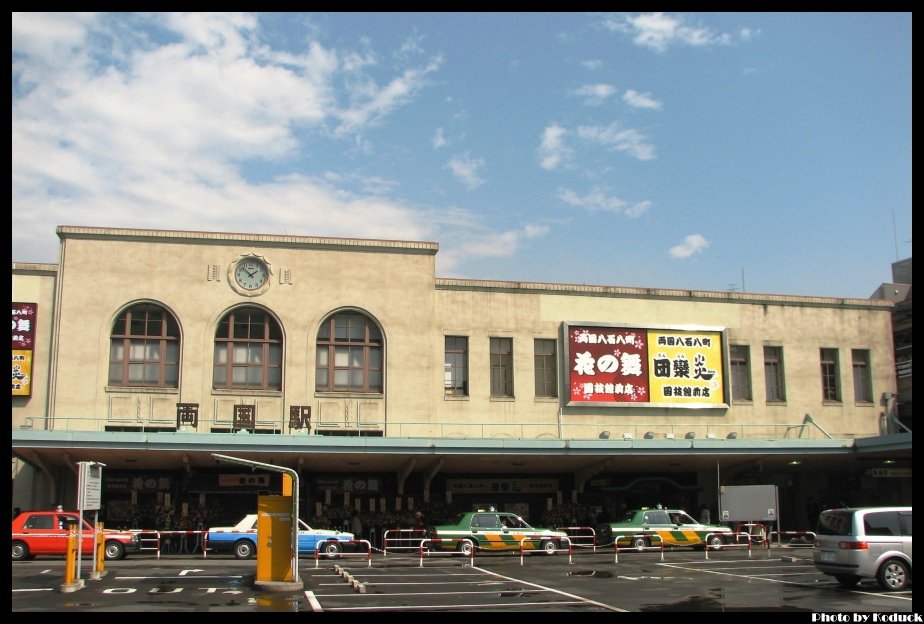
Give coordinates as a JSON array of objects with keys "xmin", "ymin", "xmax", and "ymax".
[{"xmin": 566, "ymin": 323, "xmax": 726, "ymax": 407}]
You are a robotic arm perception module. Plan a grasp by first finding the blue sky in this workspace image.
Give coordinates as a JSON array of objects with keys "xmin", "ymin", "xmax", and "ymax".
[{"xmin": 12, "ymin": 12, "xmax": 912, "ymax": 298}]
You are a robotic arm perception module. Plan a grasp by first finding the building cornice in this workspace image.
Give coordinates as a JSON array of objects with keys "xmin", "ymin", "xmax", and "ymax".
[
  {"xmin": 435, "ymin": 277, "xmax": 893, "ymax": 310},
  {"xmin": 55, "ymin": 225, "xmax": 439, "ymax": 256}
]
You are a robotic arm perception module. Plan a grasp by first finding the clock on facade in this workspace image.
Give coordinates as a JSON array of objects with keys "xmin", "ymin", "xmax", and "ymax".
[{"xmin": 232, "ymin": 256, "xmax": 269, "ymax": 293}]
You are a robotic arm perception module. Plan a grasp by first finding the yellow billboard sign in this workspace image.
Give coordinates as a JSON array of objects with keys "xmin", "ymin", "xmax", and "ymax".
[{"xmin": 12, "ymin": 349, "xmax": 32, "ymax": 397}]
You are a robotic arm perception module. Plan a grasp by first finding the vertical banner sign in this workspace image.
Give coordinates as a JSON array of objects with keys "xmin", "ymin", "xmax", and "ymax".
[
  {"xmin": 12, "ymin": 303, "xmax": 37, "ymax": 397},
  {"xmin": 78, "ymin": 462, "xmax": 104, "ymax": 511},
  {"xmin": 647, "ymin": 329, "xmax": 724, "ymax": 405},
  {"xmin": 568, "ymin": 325, "xmax": 650, "ymax": 403},
  {"xmin": 565, "ymin": 322, "xmax": 727, "ymax": 408}
]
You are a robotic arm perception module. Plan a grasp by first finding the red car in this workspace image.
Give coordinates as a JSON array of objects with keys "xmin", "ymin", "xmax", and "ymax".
[{"xmin": 12, "ymin": 510, "xmax": 141, "ymax": 561}]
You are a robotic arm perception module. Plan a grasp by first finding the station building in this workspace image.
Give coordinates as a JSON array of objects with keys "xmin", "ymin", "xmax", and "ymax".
[{"xmin": 11, "ymin": 226, "xmax": 911, "ymax": 538}]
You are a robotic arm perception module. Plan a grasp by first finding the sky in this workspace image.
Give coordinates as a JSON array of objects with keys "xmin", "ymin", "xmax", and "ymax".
[{"xmin": 11, "ymin": 12, "xmax": 912, "ymax": 299}]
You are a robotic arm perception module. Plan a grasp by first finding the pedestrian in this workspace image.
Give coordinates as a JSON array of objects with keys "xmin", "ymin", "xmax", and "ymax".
[
  {"xmin": 12, "ymin": 507, "xmax": 21, "ymax": 519},
  {"xmin": 699, "ymin": 503, "xmax": 711, "ymax": 524},
  {"xmin": 413, "ymin": 511, "xmax": 423, "ymax": 531}
]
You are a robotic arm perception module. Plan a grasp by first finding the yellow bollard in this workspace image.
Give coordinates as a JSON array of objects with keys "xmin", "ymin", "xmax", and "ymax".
[
  {"xmin": 90, "ymin": 522, "xmax": 107, "ymax": 579},
  {"xmin": 60, "ymin": 522, "xmax": 83, "ymax": 592}
]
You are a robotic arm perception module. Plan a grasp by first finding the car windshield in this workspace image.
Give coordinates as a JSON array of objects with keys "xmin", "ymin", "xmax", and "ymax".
[{"xmin": 500, "ymin": 515, "xmax": 530, "ymax": 529}]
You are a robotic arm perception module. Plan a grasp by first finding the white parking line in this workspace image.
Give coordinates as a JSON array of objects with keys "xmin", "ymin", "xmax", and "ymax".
[
  {"xmin": 311, "ymin": 589, "xmax": 548, "ymax": 598},
  {"xmin": 660, "ymin": 561, "xmax": 913, "ymax": 602},
  {"xmin": 304, "ymin": 590, "xmax": 323, "ymax": 612},
  {"xmin": 473, "ymin": 565, "xmax": 626, "ymax": 612},
  {"xmin": 322, "ymin": 600, "xmax": 592, "ymax": 612},
  {"xmin": 115, "ymin": 575, "xmax": 243, "ymax": 580},
  {"xmin": 12, "ymin": 588, "xmax": 53, "ymax": 593}
]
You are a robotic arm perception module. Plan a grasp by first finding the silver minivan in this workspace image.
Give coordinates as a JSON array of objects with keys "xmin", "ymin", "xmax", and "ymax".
[{"xmin": 813, "ymin": 506, "xmax": 912, "ymax": 590}]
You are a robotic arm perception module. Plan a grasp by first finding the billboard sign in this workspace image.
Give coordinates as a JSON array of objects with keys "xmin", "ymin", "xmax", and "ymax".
[{"xmin": 564, "ymin": 322, "xmax": 727, "ymax": 408}]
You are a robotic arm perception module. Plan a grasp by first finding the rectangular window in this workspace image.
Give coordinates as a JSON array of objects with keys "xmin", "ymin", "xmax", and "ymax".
[
  {"xmin": 820, "ymin": 348, "xmax": 841, "ymax": 401},
  {"xmin": 763, "ymin": 346, "xmax": 786, "ymax": 402},
  {"xmin": 852, "ymin": 349, "xmax": 873, "ymax": 402},
  {"xmin": 444, "ymin": 336, "xmax": 469, "ymax": 396},
  {"xmin": 534, "ymin": 338, "xmax": 558, "ymax": 398},
  {"xmin": 490, "ymin": 337, "xmax": 514, "ymax": 397},
  {"xmin": 729, "ymin": 345, "xmax": 752, "ymax": 401}
]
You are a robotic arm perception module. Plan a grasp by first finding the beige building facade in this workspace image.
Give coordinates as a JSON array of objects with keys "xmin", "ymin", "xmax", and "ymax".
[{"xmin": 12, "ymin": 226, "xmax": 911, "ymax": 533}]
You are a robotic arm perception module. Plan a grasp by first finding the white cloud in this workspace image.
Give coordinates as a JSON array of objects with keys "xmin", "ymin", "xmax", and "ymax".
[
  {"xmin": 601, "ymin": 12, "xmax": 738, "ymax": 53},
  {"xmin": 577, "ymin": 123, "xmax": 656, "ymax": 161},
  {"xmin": 623, "ymin": 89, "xmax": 662, "ymax": 110},
  {"xmin": 557, "ymin": 187, "xmax": 651, "ymax": 217},
  {"xmin": 581, "ymin": 59, "xmax": 603, "ymax": 70},
  {"xmin": 557, "ymin": 187, "xmax": 624, "ymax": 213},
  {"xmin": 669, "ymin": 234, "xmax": 710, "ymax": 258},
  {"xmin": 624, "ymin": 200, "xmax": 652, "ymax": 218},
  {"xmin": 334, "ymin": 56, "xmax": 443, "ymax": 135},
  {"xmin": 425, "ymin": 206, "xmax": 550, "ymax": 275},
  {"xmin": 9, "ymin": 13, "xmax": 454, "ymax": 263},
  {"xmin": 438, "ymin": 222, "xmax": 550, "ymax": 274},
  {"xmin": 537, "ymin": 124, "xmax": 571, "ymax": 170},
  {"xmin": 432, "ymin": 127, "xmax": 448, "ymax": 149},
  {"xmin": 446, "ymin": 154, "xmax": 486, "ymax": 189},
  {"xmin": 572, "ymin": 83, "xmax": 617, "ymax": 106}
]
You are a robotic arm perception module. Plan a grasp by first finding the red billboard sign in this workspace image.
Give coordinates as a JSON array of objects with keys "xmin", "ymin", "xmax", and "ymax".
[{"xmin": 565, "ymin": 322, "xmax": 727, "ymax": 408}]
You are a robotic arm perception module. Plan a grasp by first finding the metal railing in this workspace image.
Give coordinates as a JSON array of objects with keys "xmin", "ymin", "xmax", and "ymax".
[
  {"xmin": 612, "ymin": 533, "xmax": 666, "ymax": 563},
  {"xmin": 314, "ymin": 539, "xmax": 372, "ymax": 568},
  {"xmin": 130, "ymin": 530, "xmax": 208, "ymax": 558},
  {"xmin": 419, "ymin": 538, "xmax": 475, "ymax": 566},
  {"xmin": 704, "ymin": 532, "xmax": 769, "ymax": 559},
  {"xmin": 770, "ymin": 530, "xmax": 816, "ymax": 547},
  {"xmin": 24, "ymin": 414, "xmax": 847, "ymax": 441},
  {"xmin": 555, "ymin": 526, "xmax": 597, "ymax": 551},
  {"xmin": 519, "ymin": 535, "xmax": 573, "ymax": 565},
  {"xmin": 383, "ymin": 529, "xmax": 427, "ymax": 556}
]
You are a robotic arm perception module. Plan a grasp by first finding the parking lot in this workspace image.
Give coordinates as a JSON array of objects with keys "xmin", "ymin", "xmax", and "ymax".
[{"xmin": 12, "ymin": 546, "xmax": 914, "ymax": 613}]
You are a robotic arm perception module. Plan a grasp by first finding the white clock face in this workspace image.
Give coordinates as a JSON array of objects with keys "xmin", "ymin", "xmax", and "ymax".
[{"xmin": 235, "ymin": 259, "xmax": 268, "ymax": 290}]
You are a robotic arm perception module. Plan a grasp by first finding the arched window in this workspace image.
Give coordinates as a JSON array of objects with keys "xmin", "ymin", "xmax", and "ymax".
[
  {"xmin": 315, "ymin": 311, "xmax": 383, "ymax": 393},
  {"xmin": 109, "ymin": 303, "xmax": 180, "ymax": 387},
  {"xmin": 213, "ymin": 307, "xmax": 282, "ymax": 390}
]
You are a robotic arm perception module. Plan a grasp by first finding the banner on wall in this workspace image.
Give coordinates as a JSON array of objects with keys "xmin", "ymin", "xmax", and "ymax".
[
  {"xmin": 12, "ymin": 303, "xmax": 37, "ymax": 397},
  {"xmin": 446, "ymin": 478, "xmax": 560, "ymax": 494},
  {"xmin": 12, "ymin": 350, "xmax": 32, "ymax": 396},
  {"xmin": 564, "ymin": 322, "xmax": 727, "ymax": 408},
  {"xmin": 12, "ymin": 303, "xmax": 37, "ymax": 350}
]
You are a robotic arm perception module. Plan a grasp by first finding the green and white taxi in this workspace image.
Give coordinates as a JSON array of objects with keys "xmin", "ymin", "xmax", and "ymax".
[
  {"xmin": 426, "ymin": 510, "xmax": 568, "ymax": 556},
  {"xmin": 596, "ymin": 506, "xmax": 734, "ymax": 550}
]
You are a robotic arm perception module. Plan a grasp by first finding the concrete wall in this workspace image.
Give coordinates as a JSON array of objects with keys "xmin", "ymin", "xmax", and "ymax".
[{"xmin": 13, "ymin": 227, "xmax": 896, "ymax": 441}]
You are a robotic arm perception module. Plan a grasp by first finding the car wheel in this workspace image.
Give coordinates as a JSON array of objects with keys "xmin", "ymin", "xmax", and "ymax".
[
  {"xmin": 233, "ymin": 539, "xmax": 256, "ymax": 560},
  {"xmin": 12, "ymin": 541, "xmax": 29, "ymax": 561},
  {"xmin": 632, "ymin": 536, "xmax": 648, "ymax": 551},
  {"xmin": 541, "ymin": 539, "xmax": 558, "ymax": 555},
  {"xmin": 877, "ymin": 558, "xmax": 910, "ymax": 591},
  {"xmin": 708, "ymin": 535, "xmax": 725, "ymax": 550},
  {"xmin": 456, "ymin": 539, "xmax": 474, "ymax": 557},
  {"xmin": 321, "ymin": 541, "xmax": 343, "ymax": 558},
  {"xmin": 105, "ymin": 540, "xmax": 125, "ymax": 560},
  {"xmin": 835, "ymin": 574, "xmax": 861, "ymax": 588}
]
